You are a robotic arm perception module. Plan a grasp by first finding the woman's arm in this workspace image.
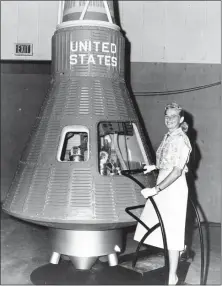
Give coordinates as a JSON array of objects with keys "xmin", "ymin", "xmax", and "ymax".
[
  {"xmin": 141, "ymin": 166, "xmax": 183, "ymax": 198},
  {"xmin": 141, "ymin": 136, "xmax": 191, "ymax": 198},
  {"xmin": 156, "ymin": 166, "xmax": 182, "ymax": 192}
]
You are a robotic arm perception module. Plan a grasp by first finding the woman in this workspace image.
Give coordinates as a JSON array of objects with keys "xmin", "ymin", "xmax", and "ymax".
[{"xmin": 134, "ymin": 102, "xmax": 192, "ymax": 285}]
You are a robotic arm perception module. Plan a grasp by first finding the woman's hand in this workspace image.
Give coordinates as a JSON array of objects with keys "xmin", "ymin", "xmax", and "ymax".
[
  {"xmin": 143, "ymin": 164, "xmax": 156, "ymax": 174},
  {"xmin": 141, "ymin": 187, "xmax": 158, "ymax": 198}
]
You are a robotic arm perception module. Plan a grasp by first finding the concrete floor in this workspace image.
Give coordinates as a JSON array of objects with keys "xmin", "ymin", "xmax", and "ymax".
[{"xmin": 1, "ymin": 209, "xmax": 221, "ymax": 285}]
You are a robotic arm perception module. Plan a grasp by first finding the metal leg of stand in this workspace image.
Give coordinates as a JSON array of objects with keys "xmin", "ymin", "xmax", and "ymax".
[
  {"xmin": 108, "ymin": 253, "xmax": 118, "ymax": 266},
  {"xmin": 124, "ymin": 173, "xmax": 169, "ymax": 285},
  {"xmin": 125, "ymin": 204, "xmax": 169, "ymax": 285},
  {"xmin": 132, "ymin": 223, "xmax": 161, "ymax": 268}
]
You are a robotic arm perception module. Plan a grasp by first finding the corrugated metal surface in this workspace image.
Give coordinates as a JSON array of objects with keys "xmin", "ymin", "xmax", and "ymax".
[
  {"xmin": 64, "ymin": 79, "xmax": 79, "ymax": 115},
  {"xmin": 79, "ymin": 87, "xmax": 90, "ymax": 115},
  {"xmin": 68, "ymin": 169, "xmax": 93, "ymax": 218},
  {"xmin": 112, "ymin": 80, "xmax": 128, "ymax": 118},
  {"xmin": 93, "ymin": 80, "xmax": 105, "ymax": 116},
  {"xmin": 94, "ymin": 180, "xmax": 117, "ymax": 220},
  {"xmin": 26, "ymin": 120, "xmax": 48, "ymax": 163},
  {"xmin": 3, "ymin": 24, "xmax": 154, "ymax": 229},
  {"xmin": 40, "ymin": 120, "xmax": 61, "ymax": 161},
  {"xmin": 43, "ymin": 167, "xmax": 69, "ymax": 218},
  {"xmin": 10, "ymin": 165, "xmax": 36, "ymax": 213},
  {"xmin": 23, "ymin": 166, "xmax": 51, "ymax": 215}
]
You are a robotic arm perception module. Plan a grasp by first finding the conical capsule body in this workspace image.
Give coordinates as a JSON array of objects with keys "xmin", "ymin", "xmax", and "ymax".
[{"xmin": 3, "ymin": 1, "xmax": 155, "ymax": 231}]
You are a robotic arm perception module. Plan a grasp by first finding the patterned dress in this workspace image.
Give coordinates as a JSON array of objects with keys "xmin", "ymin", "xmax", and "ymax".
[{"xmin": 134, "ymin": 127, "xmax": 192, "ymax": 250}]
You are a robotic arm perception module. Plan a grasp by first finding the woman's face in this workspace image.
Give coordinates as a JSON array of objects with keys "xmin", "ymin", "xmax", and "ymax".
[{"xmin": 164, "ymin": 108, "xmax": 183, "ymax": 132}]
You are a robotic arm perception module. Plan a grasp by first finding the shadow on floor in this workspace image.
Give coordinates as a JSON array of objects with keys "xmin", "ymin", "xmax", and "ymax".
[
  {"xmin": 1, "ymin": 209, "xmax": 221, "ymax": 285},
  {"xmin": 30, "ymin": 259, "xmax": 190, "ymax": 285}
]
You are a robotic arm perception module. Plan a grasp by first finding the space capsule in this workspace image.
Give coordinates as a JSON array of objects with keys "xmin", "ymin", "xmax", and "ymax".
[{"xmin": 2, "ymin": 0, "xmax": 155, "ymax": 269}]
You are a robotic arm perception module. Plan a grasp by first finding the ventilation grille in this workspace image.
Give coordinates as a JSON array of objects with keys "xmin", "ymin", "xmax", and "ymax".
[
  {"xmin": 113, "ymin": 81, "xmax": 128, "ymax": 117},
  {"xmin": 67, "ymin": 169, "xmax": 93, "ymax": 218},
  {"xmin": 93, "ymin": 80, "xmax": 104, "ymax": 115},
  {"xmin": 10, "ymin": 165, "xmax": 36, "ymax": 213},
  {"xmin": 41, "ymin": 120, "xmax": 61, "ymax": 160},
  {"xmin": 53, "ymin": 82, "xmax": 67, "ymax": 116},
  {"xmin": 43, "ymin": 168, "xmax": 69, "ymax": 217},
  {"xmin": 94, "ymin": 182, "xmax": 117, "ymax": 220},
  {"xmin": 79, "ymin": 87, "xmax": 90, "ymax": 114},
  {"xmin": 3, "ymin": 164, "xmax": 25, "ymax": 209},
  {"xmin": 105, "ymin": 88, "xmax": 116, "ymax": 116},
  {"xmin": 64, "ymin": 80, "xmax": 78, "ymax": 115},
  {"xmin": 27, "ymin": 121, "xmax": 48, "ymax": 162},
  {"xmin": 120, "ymin": 83, "xmax": 136, "ymax": 119},
  {"xmin": 23, "ymin": 166, "xmax": 51, "ymax": 215},
  {"xmin": 114, "ymin": 181, "xmax": 136, "ymax": 205},
  {"xmin": 114, "ymin": 179, "xmax": 140, "ymax": 218}
]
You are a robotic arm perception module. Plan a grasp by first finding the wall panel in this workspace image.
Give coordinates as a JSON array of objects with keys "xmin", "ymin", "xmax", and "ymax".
[
  {"xmin": 120, "ymin": 1, "xmax": 144, "ymax": 62},
  {"xmin": 142, "ymin": 2, "xmax": 166, "ymax": 62},
  {"xmin": 1, "ymin": 1, "xmax": 220, "ymax": 63},
  {"xmin": 17, "ymin": 1, "xmax": 39, "ymax": 53},
  {"xmin": 37, "ymin": 1, "xmax": 59, "ymax": 60},
  {"xmin": 1, "ymin": 1, "xmax": 19, "ymax": 59}
]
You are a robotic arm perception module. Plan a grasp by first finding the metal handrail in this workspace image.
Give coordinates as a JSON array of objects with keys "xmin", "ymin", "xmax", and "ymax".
[
  {"xmin": 122, "ymin": 169, "xmax": 169, "ymax": 285},
  {"xmin": 122, "ymin": 168, "xmax": 205, "ymax": 285}
]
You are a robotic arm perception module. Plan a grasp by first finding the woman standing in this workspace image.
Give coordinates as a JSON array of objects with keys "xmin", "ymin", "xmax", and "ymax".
[{"xmin": 134, "ymin": 102, "xmax": 192, "ymax": 285}]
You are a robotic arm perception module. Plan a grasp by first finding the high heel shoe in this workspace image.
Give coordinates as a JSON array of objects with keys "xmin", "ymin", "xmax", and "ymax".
[
  {"xmin": 168, "ymin": 276, "xmax": 179, "ymax": 285},
  {"xmin": 180, "ymin": 246, "xmax": 195, "ymax": 262}
]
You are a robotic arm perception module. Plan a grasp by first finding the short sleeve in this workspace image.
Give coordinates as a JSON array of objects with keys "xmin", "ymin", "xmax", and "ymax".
[{"xmin": 173, "ymin": 136, "xmax": 191, "ymax": 170}]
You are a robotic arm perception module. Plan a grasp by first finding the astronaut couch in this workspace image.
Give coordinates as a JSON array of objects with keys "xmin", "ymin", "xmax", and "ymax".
[{"xmin": 2, "ymin": 0, "xmax": 155, "ymax": 270}]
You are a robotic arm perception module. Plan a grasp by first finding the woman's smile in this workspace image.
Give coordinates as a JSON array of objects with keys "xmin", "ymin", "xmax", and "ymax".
[{"xmin": 165, "ymin": 109, "xmax": 181, "ymax": 131}]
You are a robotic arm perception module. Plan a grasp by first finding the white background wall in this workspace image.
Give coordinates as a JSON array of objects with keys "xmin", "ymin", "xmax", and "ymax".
[
  {"xmin": 1, "ymin": 1, "xmax": 221, "ymax": 63},
  {"xmin": 1, "ymin": 1, "xmax": 59, "ymax": 61}
]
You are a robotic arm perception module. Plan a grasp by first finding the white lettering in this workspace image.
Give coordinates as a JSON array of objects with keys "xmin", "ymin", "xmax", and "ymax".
[
  {"xmin": 87, "ymin": 54, "xmax": 96, "ymax": 65},
  {"xmin": 70, "ymin": 41, "xmax": 78, "ymax": 52},
  {"xmin": 70, "ymin": 54, "xmax": 77, "ymax": 65},
  {"xmin": 93, "ymin": 41, "xmax": 100, "ymax": 52},
  {"xmin": 102, "ymin": 42, "xmax": 109, "ymax": 53},
  {"xmin": 69, "ymin": 40, "xmax": 118, "ymax": 67},
  {"xmin": 97, "ymin": 55, "xmax": 104, "ymax": 65},
  {"xmin": 79, "ymin": 54, "xmax": 86, "ymax": 64},
  {"xmin": 88, "ymin": 41, "xmax": 92, "ymax": 52},
  {"xmin": 105, "ymin": 55, "xmax": 111, "ymax": 66},
  {"xmin": 111, "ymin": 43, "xmax": 117, "ymax": 54},
  {"xmin": 79, "ymin": 41, "xmax": 88, "ymax": 52},
  {"xmin": 111, "ymin": 57, "xmax": 117, "ymax": 67}
]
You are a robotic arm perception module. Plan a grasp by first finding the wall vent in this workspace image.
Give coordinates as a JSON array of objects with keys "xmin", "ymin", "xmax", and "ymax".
[{"xmin": 14, "ymin": 43, "xmax": 33, "ymax": 56}]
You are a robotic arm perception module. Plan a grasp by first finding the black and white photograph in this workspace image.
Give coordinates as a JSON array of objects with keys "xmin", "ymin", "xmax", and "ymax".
[{"xmin": 1, "ymin": 1, "xmax": 221, "ymax": 285}]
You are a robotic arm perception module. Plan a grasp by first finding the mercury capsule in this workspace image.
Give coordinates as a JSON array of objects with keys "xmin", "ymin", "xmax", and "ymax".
[{"xmin": 2, "ymin": 0, "xmax": 155, "ymax": 270}]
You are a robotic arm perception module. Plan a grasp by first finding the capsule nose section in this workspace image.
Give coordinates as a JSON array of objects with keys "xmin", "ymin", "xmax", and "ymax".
[{"xmin": 62, "ymin": 1, "xmax": 115, "ymax": 23}]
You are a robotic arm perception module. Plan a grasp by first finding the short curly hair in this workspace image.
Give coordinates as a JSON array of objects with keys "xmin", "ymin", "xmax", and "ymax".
[{"xmin": 164, "ymin": 102, "xmax": 188, "ymax": 133}]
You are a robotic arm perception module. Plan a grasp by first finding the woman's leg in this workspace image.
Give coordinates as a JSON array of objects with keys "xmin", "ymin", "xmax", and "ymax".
[{"xmin": 168, "ymin": 250, "xmax": 179, "ymax": 284}]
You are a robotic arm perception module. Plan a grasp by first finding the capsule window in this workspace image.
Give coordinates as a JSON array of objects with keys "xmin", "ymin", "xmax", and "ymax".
[
  {"xmin": 98, "ymin": 122, "xmax": 147, "ymax": 175},
  {"xmin": 57, "ymin": 126, "xmax": 89, "ymax": 162}
]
